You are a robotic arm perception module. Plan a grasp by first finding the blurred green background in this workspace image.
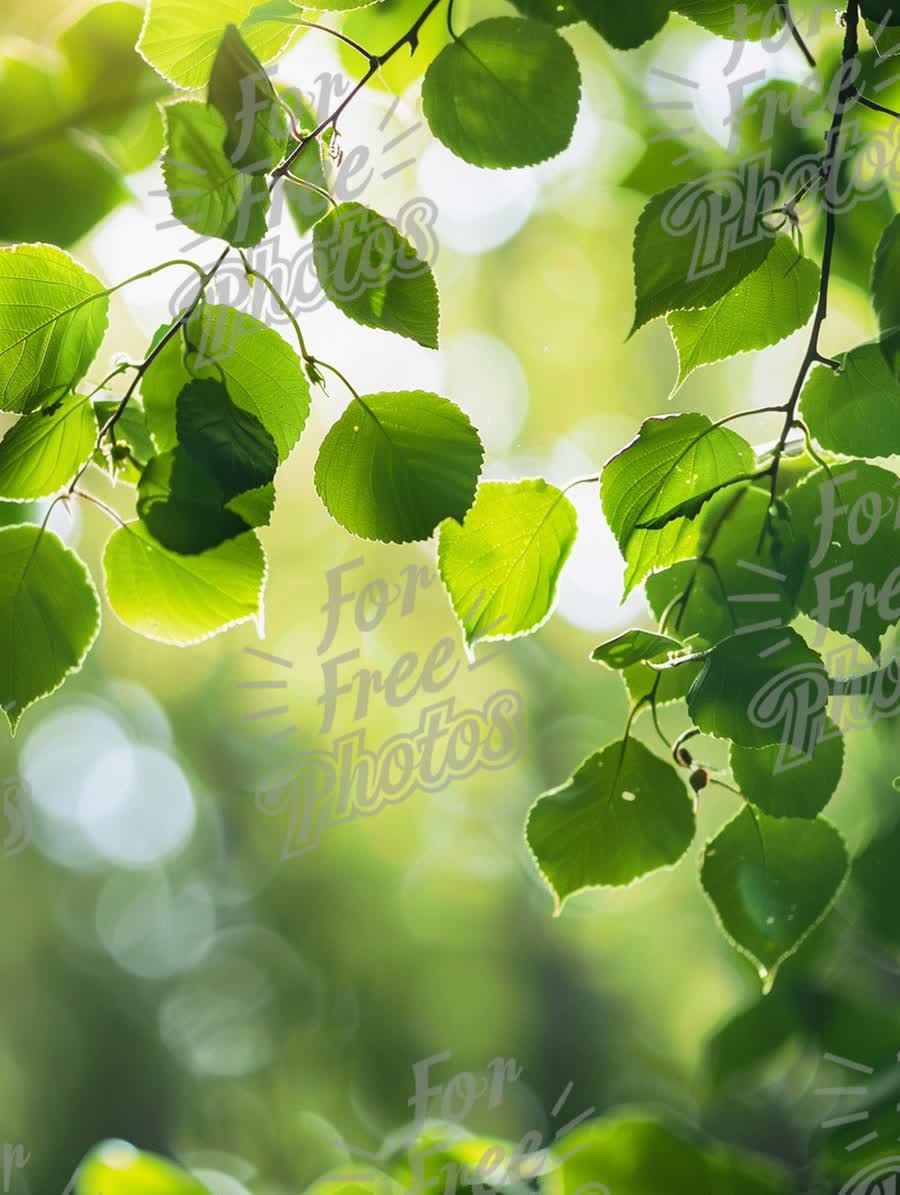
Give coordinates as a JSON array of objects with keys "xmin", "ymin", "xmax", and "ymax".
[{"xmin": 1, "ymin": 2, "xmax": 900, "ymax": 1192}]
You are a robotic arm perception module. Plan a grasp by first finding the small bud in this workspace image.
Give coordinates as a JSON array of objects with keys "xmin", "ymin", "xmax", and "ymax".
[
  {"xmin": 675, "ymin": 747, "xmax": 693, "ymax": 768},
  {"xmin": 689, "ymin": 768, "xmax": 710, "ymax": 794}
]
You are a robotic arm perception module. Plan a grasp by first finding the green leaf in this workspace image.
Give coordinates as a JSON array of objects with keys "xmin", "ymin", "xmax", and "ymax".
[
  {"xmin": 674, "ymin": 0, "xmax": 783, "ymax": 38},
  {"xmin": 526, "ymin": 737, "xmax": 695, "ymax": 913},
  {"xmin": 701, "ymin": 808, "xmax": 848, "ymax": 990},
  {"xmin": 139, "ymin": 0, "xmax": 297, "ymax": 88},
  {"xmin": 668, "ymin": 236, "xmax": 819, "ymax": 392},
  {"xmin": 687, "ymin": 628, "xmax": 829, "ymax": 750},
  {"xmin": 77, "ymin": 1140, "xmax": 210, "ymax": 1195},
  {"xmin": 730, "ymin": 719, "xmax": 844, "ymax": 819},
  {"xmin": 162, "ymin": 100, "xmax": 270, "ymax": 247},
  {"xmin": 138, "ymin": 378, "xmax": 278, "ymax": 554},
  {"xmin": 623, "ymin": 654, "xmax": 701, "ymax": 709},
  {"xmin": 299, "ymin": 0, "xmax": 380, "ymax": 12},
  {"xmin": 601, "ymin": 413, "xmax": 756, "ymax": 595},
  {"xmin": 800, "ymin": 344, "xmax": 900, "ymax": 459},
  {"xmin": 872, "ymin": 213, "xmax": 900, "ymax": 370},
  {"xmin": 0, "ymin": 525, "xmax": 100, "ymax": 734},
  {"xmin": 0, "ymin": 394, "xmax": 95, "ymax": 500},
  {"xmin": 176, "ymin": 377, "xmax": 278, "ymax": 495},
  {"xmin": 704, "ymin": 991, "xmax": 796, "ymax": 1092},
  {"xmin": 304, "ymin": 1169, "xmax": 402, "ymax": 1195},
  {"xmin": 437, "ymin": 479, "xmax": 577, "ymax": 648},
  {"xmin": 279, "ymin": 88, "xmax": 330, "ymax": 235},
  {"xmin": 509, "ymin": 0, "xmax": 579, "ymax": 26},
  {"xmin": 208, "ymin": 24, "xmax": 288, "ymax": 174},
  {"xmin": 313, "ymin": 203, "xmax": 439, "ymax": 348},
  {"xmin": 103, "ymin": 521, "xmax": 266, "ymax": 645},
  {"xmin": 644, "ymin": 485, "xmax": 802, "ymax": 651},
  {"xmin": 141, "ymin": 306, "xmax": 311, "ymax": 461},
  {"xmin": 572, "ymin": 1, "xmax": 670, "ymax": 47},
  {"xmin": 545, "ymin": 1114, "xmax": 790, "ymax": 1195},
  {"xmin": 0, "ymin": 244, "xmax": 109, "ymax": 414},
  {"xmin": 785, "ymin": 462, "xmax": 900, "ymax": 655},
  {"xmin": 0, "ymin": 58, "xmax": 129, "ymax": 248},
  {"xmin": 735, "ymin": 81, "xmax": 821, "ymax": 178},
  {"xmin": 137, "ymin": 450, "xmax": 251, "ymax": 555},
  {"xmin": 58, "ymin": 3, "xmax": 170, "ymax": 135},
  {"xmin": 853, "ymin": 818, "xmax": 900, "ymax": 950},
  {"xmin": 315, "ymin": 391, "xmax": 483, "ymax": 543},
  {"xmin": 339, "ymin": 0, "xmax": 452, "ymax": 91},
  {"xmin": 226, "ymin": 481, "xmax": 275, "ymax": 526},
  {"xmin": 631, "ymin": 186, "xmax": 772, "ymax": 336},
  {"xmin": 422, "ymin": 17, "xmax": 580, "ymax": 169},
  {"xmin": 591, "ymin": 629, "xmax": 682, "ymax": 670},
  {"xmin": 861, "ymin": 0, "xmax": 900, "ymax": 25},
  {"xmin": 93, "ymin": 398, "xmax": 155, "ymax": 485}
]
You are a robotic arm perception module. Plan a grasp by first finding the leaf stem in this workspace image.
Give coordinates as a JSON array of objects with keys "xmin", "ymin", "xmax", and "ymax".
[
  {"xmin": 271, "ymin": 0, "xmax": 445, "ymax": 182},
  {"xmin": 762, "ymin": 0, "xmax": 861, "ymax": 542},
  {"xmin": 777, "ymin": 0, "xmax": 816, "ymax": 69}
]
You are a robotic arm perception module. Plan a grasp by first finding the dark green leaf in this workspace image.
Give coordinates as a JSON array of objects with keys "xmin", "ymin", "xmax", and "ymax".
[
  {"xmin": 853, "ymin": 818, "xmax": 900, "ymax": 950},
  {"xmin": 526, "ymin": 737, "xmax": 695, "ymax": 912},
  {"xmin": 785, "ymin": 461, "xmax": 900, "ymax": 655},
  {"xmin": 861, "ymin": 0, "xmax": 900, "ymax": 25},
  {"xmin": 162, "ymin": 100, "xmax": 270, "ymax": 247},
  {"xmin": 674, "ymin": 0, "xmax": 784, "ymax": 38},
  {"xmin": 800, "ymin": 344, "xmax": 900, "ymax": 459},
  {"xmin": 704, "ymin": 991, "xmax": 796, "ymax": 1091},
  {"xmin": 422, "ymin": 18, "xmax": 580, "ymax": 169},
  {"xmin": 508, "ymin": 0, "xmax": 580, "ymax": 29},
  {"xmin": 631, "ymin": 185, "xmax": 772, "ymax": 335},
  {"xmin": 872, "ymin": 212, "xmax": 900, "ymax": 369},
  {"xmin": 701, "ymin": 808, "xmax": 848, "ymax": 989},
  {"xmin": 313, "ymin": 203, "xmax": 439, "ymax": 347},
  {"xmin": 573, "ymin": 1, "xmax": 669, "ymax": 47},
  {"xmin": 644, "ymin": 485, "xmax": 802, "ymax": 651},
  {"xmin": 176, "ymin": 377, "xmax": 278, "ymax": 496},
  {"xmin": 591, "ymin": 629, "xmax": 682, "ymax": 670},
  {"xmin": 141, "ymin": 306, "xmax": 311, "ymax": 461},
  {"xmin": 208, "ymin": 24, "xmax": 288, "ymax": 174},
  {"xmin": 137, "ymin": 450, "xmax": 251, "ymax": 555},
  {"xmin": 687, "ymin": 627, "xmax": 829, "ymax": 749},
  {"xmin": 730, "ymin": 718, "xmax": 844, "ymax": 819},
  {"xmin": 315, "ymin": 391, "xmax": 483, "ymax": 543}
]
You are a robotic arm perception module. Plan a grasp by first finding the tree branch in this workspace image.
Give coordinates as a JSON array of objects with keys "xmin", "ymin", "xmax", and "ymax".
[
  {"xmin": 761, "ymin": 0, "xmax": 861, "ymax": 538},
  {"xmin": 778, "ymin": 0, "xmax": 817, "ymax": 69}
]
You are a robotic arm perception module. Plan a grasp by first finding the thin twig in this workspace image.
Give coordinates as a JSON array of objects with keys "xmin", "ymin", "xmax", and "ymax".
[{"xmin": 778, "ymin": 0, "xmax": 817, "ymax": 69}]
